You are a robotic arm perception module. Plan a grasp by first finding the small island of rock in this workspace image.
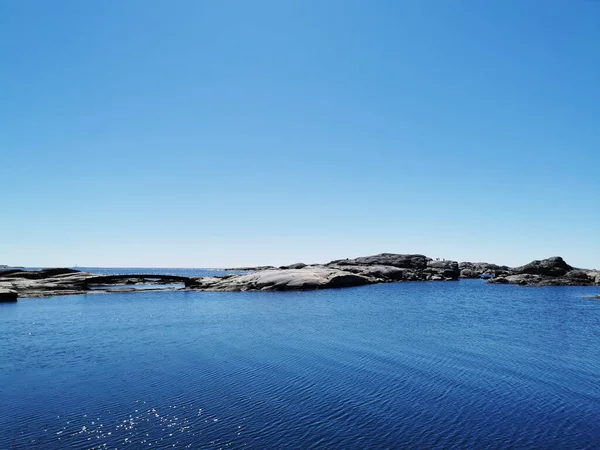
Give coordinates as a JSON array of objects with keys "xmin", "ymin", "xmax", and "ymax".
[{"xmin": 1, "ymin": 254, "xmax": 598, "ymax": 300}]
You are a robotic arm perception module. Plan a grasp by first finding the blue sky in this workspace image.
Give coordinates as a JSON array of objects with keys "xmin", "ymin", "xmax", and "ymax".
[{"xmin": 1, "ymin": 1, "xmax": 599, "ymax": 268}]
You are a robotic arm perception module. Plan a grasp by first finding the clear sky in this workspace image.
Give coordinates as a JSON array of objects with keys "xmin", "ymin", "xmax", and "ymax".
[{"xmin": 1, "ymin": 1, "xmax": 599, "ymax": 269}]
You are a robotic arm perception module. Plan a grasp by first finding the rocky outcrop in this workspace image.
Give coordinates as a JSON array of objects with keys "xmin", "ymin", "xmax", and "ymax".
[
  {"xmin": 324, "ymin": 253, "xmax": 460, "ymax": 282},
  {"xmin": 279, "ymin": 262, "xmax": 308, "ymax": 270},
  {"xmin": 0, "ymin": 289, "xmax": 18, "ymax": 302},
  {"xmin": 459, "ymin": 262, "xmax": 511, "ymax": 279},
  {"xmin": 587, "ymin": 271, "xmax": 600, "ymax": 285},
  {"xmin": 488, "ymin": 257, "xmax": 599, "ymax": 286},
  {"xmin": 325, "ymin": 264, "xmax": 410, "ymax": 281},
  {"xmin": 220, "ymin": 255, "xmax": 598, "ymax": 289},
  {"xmin": 0, "ymin": 267, "xmax": 80, "ymax": 280},
  {"xmin": 514, "ymin": 256, "xmax": 573, "ymax": 277},
  {"xmin": 190, "ymin": 267, "xmax": 372, "ymax": 291},
  {"xmin": 328, "ymin": 253, "xmax": 429, "ymax": 270},
  {"xmin": 1, "ymin": 270, "xmax": 97, "ymax": 298},
  {"xmin": 0, "ymin": 268, "xmax": 28, "ymax": 277},
  {"xmin": 3, "ymin": 254, "xmax": 598, "ymax": 299},
  {"xmin": 425, "ymin": 260, "xmax": 460, "ymax": 279},
  {"xmin": 189, "ymin": 255, "xmax": 463, "ymax": 292},
  {"xmin": 193, "ymin": 254, "xmax": 464, "ymax": 292},
  {"xmin": 0, "ymin": 270, "xmax": 194, "ymax": 298},
  {"xmin": 225, "ymin": 266, "xmax": 276, "ymax": 272},
  {"xmin": 1, "ymin": 253, "xmax": 464, "ymax": 298}
]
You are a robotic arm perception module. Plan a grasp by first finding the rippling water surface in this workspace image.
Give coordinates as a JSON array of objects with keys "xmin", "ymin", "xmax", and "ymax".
[{"xmin": 1, "ymin": 274, "xmax": 600, "ymax": 449}]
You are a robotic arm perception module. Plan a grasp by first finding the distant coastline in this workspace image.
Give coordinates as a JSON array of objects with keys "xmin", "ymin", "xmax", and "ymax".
[{"xmin": 1, "ymin": 253, "xmax": 599, "ymax": 302}]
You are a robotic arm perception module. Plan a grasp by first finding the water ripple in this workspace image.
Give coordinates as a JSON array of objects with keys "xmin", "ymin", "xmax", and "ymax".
[{"xmin": 1, "ymin": 279, "xmax": 600, "ymax": 448}]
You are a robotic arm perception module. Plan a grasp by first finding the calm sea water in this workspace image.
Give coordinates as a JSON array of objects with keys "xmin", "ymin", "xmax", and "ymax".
[{"xmin": 1, "ymin": 270, "xmax": 600, "ymax": 449}]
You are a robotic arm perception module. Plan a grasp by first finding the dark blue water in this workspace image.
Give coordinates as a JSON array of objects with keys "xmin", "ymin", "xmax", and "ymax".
[{"xmin": 1, "ymin": 275, "xmax": 600, "ymax": 449}]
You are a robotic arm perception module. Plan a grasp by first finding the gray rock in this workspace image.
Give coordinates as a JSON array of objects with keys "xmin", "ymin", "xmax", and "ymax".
[
  {"xmin": 225, "ymin": 265, "xmax": 276, "ymax": 272},
  {"xmin": 7, "ymin": 255, "xmax": 598, "ymax": 299},
  {"xmin": 514, "ymin": 256, "xmax": 573, "ymax": 277},
  {"xmin": 586, "ymin": 270, "xmax": 600, "ymax": 284},
  {"xmin": 564, "ymin": 270, "xmax": 590, "ymax": 281},
  {"xmin": 326, "ymin": 264, "xmax": 408, "ymax": 281},
  {"xmin": 0, "ymin": 289, "xmax": 18, "ymax": 302},
  {"xmin": 0, "ymin": 269, "xmax": 26, "ymax": 277},
  {"xmin": 488, "ymin": 257, "xmax": 599, "ymax": 287},
  {"xmin": 279, "ymin": 262, "xmax": 308, "ymax": 270},
  {"xmin": 192, "ymin": 254, "xmax": 463, "ymax": 291},
  {"xmin": 460, "ymin": 269, "xmax": 477, "ymax": 278},
  {"xmin": 426, "ymin": 260, "xmax": 460, "ymax": 279},
  {"xmin": 489, "ymin": 274, "xmax": 541, "ymax": 286},
  {"xmin": 191, "ymin": 267, "xmax": 372, "ymax": 291},
  {"xmin": 0, "ymin": 268, "xmax": 80, "ymax": 280},
  {"xmin": 2, "ymin": 269, "xmax": 196, "ymax": 298},
  {"xmin": 328, "ymin": 253, "xmax": 429, "ymax": 270},
  {"xmin": 458, "ymin": 262, "xmax": 511, "ymax": 278}
]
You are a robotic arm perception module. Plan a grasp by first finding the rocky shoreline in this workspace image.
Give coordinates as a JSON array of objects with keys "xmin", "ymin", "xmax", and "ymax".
[{"xmin": 1, "ymin": 254, "xmax": 598, "ymax": 301}]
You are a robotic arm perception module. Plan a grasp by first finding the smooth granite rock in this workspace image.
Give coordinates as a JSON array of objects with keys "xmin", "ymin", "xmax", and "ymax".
[{"xmin": 190, "ymin": 267, "xmax": 372, "ymax": 291}]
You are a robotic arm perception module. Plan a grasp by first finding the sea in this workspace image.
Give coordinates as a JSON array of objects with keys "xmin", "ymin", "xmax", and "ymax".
[{"xmin": 1, "ymin": 268, "xmax": 600, "ymax": 449}]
